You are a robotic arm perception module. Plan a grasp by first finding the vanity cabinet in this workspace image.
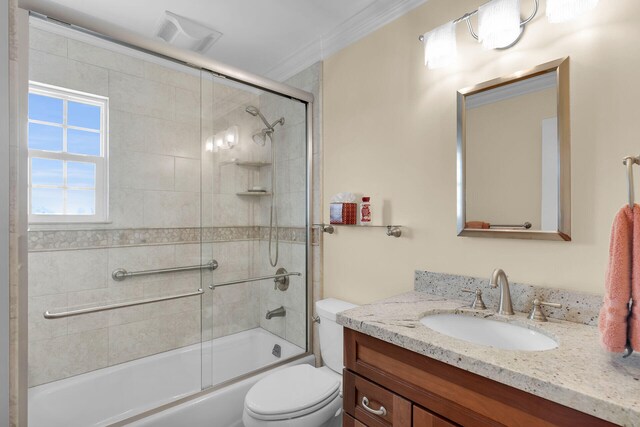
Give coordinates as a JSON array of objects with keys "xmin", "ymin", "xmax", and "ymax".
[{"xmin": 343, "ymin": 329, "xmax": 617, "ymax": 427}]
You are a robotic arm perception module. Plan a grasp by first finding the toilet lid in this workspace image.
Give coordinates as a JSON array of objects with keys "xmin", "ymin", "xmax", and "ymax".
[{"xmin": 245, "ymin": 365, "xmax": 340, "ymax": 419}]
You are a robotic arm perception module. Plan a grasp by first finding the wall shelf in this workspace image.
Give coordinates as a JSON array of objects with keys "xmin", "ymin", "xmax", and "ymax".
[
  {"xmin": 222, "ymin": 160, "xmax": 272, "ymax": 167},
  {"xmin": 236, "ymin": 191, "xmax": 272, "ymax": 197},
  {"xmin": 314, "ymin": 223, "xmax": 402, "ymax": 238}
]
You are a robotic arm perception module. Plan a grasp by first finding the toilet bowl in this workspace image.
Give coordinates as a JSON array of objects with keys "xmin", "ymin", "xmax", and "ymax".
[{"xmin": 242, "ymin": 298, "xmax": 357, "ymax": 427}]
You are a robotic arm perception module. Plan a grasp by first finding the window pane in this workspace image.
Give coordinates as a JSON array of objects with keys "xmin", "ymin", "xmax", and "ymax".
[
  {"xmin": 68, "ymin": 101, "xmax": 101, "ymax": 130},
  {"xmin": 67, "ymin": 161, "xmax": 96, "ymax": 188},
  {"xmin": 32, "ymin": 188, "xmax": 64, "ymax": 214},
  {"xmin": 28, "ymin": 123, "xmax": 63, "ymax": 151},
  {"xmin": 31, "ymin": 158, "xmax": 63, "ymax": 186},
  {"xmin": 28, "ymin": 93, "xmax": 63, "ymax": 123},
  {"xmin": 68, "ymin": 129, "xmax": 101, "ymax": 156},
  {"xmin": 67, "ymin": 190, "xmax": 95, "ymax": 215}
]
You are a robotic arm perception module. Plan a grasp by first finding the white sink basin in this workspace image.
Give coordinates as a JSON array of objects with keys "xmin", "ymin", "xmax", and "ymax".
[{"xmin": 420, "ymin": 314, "xmax": 558, "ymax": 351}]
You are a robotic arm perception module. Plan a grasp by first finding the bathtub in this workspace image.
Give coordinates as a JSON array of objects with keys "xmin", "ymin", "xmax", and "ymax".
[{"xmin": 28, "ymin": 328, "xmax": 309, "ymax": 427}]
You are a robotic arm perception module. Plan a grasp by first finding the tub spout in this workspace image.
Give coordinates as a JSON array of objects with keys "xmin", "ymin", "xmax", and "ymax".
[{"xmin": 266, "ymin": 306, "xmax": 286, "ymax": 319}]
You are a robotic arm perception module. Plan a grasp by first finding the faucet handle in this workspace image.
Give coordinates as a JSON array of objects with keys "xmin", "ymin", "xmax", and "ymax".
[
  {"xmin": 462, "ymin": 288, "xmax": 487, "ymax": 310},
  {"xmin": 528, "ymin": 298, "xmax": 562, "ymax": 322}
]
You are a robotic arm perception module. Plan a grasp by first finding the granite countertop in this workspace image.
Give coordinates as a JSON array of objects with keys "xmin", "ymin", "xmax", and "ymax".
[{"xmin": 337, "ymin": 291, "xmax": 640, "ymax": 426}]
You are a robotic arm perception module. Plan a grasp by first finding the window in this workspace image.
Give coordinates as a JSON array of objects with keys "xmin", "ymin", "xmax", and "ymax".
[{"xmin": 28, "ymin": 83, "xmax": 109, "ymax": 223}]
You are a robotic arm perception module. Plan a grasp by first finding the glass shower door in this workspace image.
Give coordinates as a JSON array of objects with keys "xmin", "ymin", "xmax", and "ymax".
[
  {"xmin": 200, "ymin": 70, "xmax": 309, "ymax": 391},
  {"xmin": 26, "ymin": 18, "xmax": 206, "ymax": 426}
]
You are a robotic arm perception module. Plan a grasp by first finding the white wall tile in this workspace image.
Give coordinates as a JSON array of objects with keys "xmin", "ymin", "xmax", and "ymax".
[
  {"xmin": 175, "ymin": 157, "xmax": 201, "ymax": 192},
  {"xmin": 29, "ymin": 329, "xmax": 109, "ymax": 386},
  {"xmin": 109, "ymin": 109, "xmax": 146, "ymax": 153},
  {"xmin": 29, "ymin": 27, "xmax": 67, "ymax": 57},
  {"xmin": 144, "ymin": 62, "xmax": 200, "ymax": 92},
  {"xmin": 108, "ymin": 70, "xmax": 175, "ymax": 120},
  {"xmin": 28, "ymin": 294, "xmax": 67, "ymax": 341},
  {"xmin": 142, "ymin": 191, "xmax": 200, "ymax": 228},
  {"xmin": 111, "ymin": 151, "xmax": 175, "ymax": 191},
  {"xmin": 30, "ymin": 49, "xmax": 109, "ymax": 96},
  {"xmin": 68, "ymin": 39, "xmax": 144, "ymax": 77},
  {"xmin": 108, "ymin": 188, "xmax": 145, "ymax": 228}
]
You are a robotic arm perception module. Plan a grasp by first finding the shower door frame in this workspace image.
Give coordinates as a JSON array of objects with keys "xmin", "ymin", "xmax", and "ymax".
[{"xmin": 16, "ymin": 2, "xmax": 316, "ymax": 425}]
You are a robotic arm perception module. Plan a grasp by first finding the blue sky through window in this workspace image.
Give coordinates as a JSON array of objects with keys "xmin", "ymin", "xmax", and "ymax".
[
  {"xmin": 68, "ymin": 101, "xmax": 101, "ymax": 130},
  {"xmin": 28, "ymin": 93, "xmax": 63, "ymax": 123}
]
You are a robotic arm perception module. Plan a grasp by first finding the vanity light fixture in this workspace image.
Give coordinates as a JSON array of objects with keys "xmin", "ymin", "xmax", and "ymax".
[
  {"xmin": 478, "ymin": 0, "xmax": 522, "ymax": 49},
  {"xmin": 424, "ymin": 21, "xmax": 457, "ymax": 69},
  {"xmin": 419, "ymin": 0, "xmax": 599, "ymax": 68}
]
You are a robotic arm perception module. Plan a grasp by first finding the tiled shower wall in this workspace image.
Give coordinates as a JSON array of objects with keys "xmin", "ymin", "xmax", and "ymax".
[
  {"xmin": 26, "ymin": 23, "xmax": 322, "ymax": 387},
  {"xmin": 26, "ymin": 25, "xmax": 260, "ymax": 387},
  {"xmin": 254, "ymin": 63, "xmax": 323, "ymax": 354}
]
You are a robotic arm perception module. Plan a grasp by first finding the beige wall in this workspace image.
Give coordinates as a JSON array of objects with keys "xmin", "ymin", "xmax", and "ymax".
[
  {"xmin": 322, "ymin": 0, "xmax": 640, "ymax": 303},
  {"xmin": 466, "ymin": 87, "xmax": 557, "ymax": 229}
]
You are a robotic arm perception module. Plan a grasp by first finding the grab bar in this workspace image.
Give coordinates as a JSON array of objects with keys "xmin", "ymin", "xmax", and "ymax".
[
  {"xmin": 112, "ymin": 259, "xmax": 218, "ymax": 281},
  {"xmin": 209, "ymin": 271, "xmax": 302, "ymax": 290},
  {"xmin": 44, "ymin": 289, "xmax": 204, "ymax": 319},
  {"xmin": 490, "ymin": 222, "xmax": 532, "ymax": 230}
]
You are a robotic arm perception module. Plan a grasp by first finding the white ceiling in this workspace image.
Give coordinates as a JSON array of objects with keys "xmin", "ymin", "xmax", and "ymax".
[{"xmin": 46, "ymin": 0, "xmax": 427, "ymax": 81}]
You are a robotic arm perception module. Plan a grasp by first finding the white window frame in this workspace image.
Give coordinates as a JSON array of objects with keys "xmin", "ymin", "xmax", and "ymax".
[{"xmin": 28, "ymin": 82, "xmax": 109, "ymax": 224}]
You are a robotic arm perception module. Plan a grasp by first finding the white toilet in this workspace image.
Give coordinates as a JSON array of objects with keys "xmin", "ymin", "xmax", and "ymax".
[{"xmin": 242, "ymin": 298, "xmax": 357, "ymax": 427}]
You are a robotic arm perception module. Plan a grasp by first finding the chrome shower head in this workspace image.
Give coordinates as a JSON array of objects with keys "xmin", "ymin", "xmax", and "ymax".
[
  {"xmin": 246, "ymin": 105, "xmax": 284, "ymax": 145},
  {"xmin": 245, "ymin": 106, "xmax": 260, "ymax": 116},
  {"xmin": 252, "ymin": 128, "xmax": 273, "ymax": 146}
]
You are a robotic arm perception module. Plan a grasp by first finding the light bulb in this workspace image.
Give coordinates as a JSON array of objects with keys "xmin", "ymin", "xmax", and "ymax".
[
  {"xmin": 423, "ymin": 21, "xmax": 457, "ymax": 70},
  {"xmin": 546, "ymin": 0, "xmax": 598, "ymax": 23},
  {"xmin": 214, "ymin": 132, "xmax": 225, "ymax": 149},
  {"xmin": 224, "ymin": 125, "xmax": 238, "ymax": 148},
  {"xmin": 205, "ymin": 140, "xmax": 214, "ymax": 152},
  {"xmin": 478, "ymin": 0, "xmax": 521, "ymax": 50}
]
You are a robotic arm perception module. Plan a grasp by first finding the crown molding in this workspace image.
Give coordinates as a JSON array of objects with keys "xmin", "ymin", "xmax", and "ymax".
[{"xmin": 265, "ymin": 0, "xmax": 428, "ymax": 82}]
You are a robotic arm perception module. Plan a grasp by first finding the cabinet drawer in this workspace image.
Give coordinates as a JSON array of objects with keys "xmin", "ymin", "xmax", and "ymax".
[
  {"xmin": 344, "ymin": 413, "xmax": 369, "ymax": 427},
  {"xmin": 344, "ymin": 370, "xmax": 411, "ymax": 427},
  {"xmin": 345, "ymin": 329, "xmax": 617, "ymax": 427},
  {"xmin": 413, "ymin": 405, "xmax": 459, "ymax": 427}
]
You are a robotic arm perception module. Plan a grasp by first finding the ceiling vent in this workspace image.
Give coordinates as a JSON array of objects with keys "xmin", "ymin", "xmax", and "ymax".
[{"xmin": 155, "ymin": 11, "xmax": 222, "ymax": 53}]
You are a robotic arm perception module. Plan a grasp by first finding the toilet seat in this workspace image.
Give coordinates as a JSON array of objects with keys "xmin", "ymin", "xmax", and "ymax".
[{"xmin": 244, "ymin": 365, "xmax": 341, "ymax": 421}]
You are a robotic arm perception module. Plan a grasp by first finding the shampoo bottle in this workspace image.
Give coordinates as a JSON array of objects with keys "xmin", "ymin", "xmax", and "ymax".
[{"xmin": 360, "ymin": 197, "xmax": 371, "ymax": 225}]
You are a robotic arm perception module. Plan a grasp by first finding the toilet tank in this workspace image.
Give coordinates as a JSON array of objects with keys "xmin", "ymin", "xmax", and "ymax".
[{"xmin": 315, "ymin": 298, "xmax": 358, "ymax": 374}]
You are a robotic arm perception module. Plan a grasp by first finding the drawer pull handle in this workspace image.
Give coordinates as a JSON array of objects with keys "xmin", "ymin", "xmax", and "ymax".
[{"xmin": 362, "ymin": 397, "xmax": 387, "ymax": 417}]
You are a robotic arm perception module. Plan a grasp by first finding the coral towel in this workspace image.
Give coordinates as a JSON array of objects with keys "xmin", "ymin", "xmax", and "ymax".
[
  {"xmin": 631, "ymin": 207, "xmax": 640, "ymax": 350},
  {"xmin": 599, "ymin": 206, "xmax": 633, "ymax": 353}
]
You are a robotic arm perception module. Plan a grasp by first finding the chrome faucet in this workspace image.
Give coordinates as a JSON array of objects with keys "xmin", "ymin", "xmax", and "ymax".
[
  {"xmin": 489, "ymin": 269, "xmax": 514, "ymax": 315},
  {"xmin": 265, "ymin": 306, "xmax": 286, "ymax": 319}
]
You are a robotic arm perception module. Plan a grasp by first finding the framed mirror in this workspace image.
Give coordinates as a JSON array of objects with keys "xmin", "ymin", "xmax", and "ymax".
[{"xmin": 457, "ymin": 58, "xmax": 571, "ymax": 241}]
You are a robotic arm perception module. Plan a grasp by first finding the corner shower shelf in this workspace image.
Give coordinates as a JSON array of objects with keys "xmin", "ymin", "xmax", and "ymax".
[
  {"xmin": 236, "ymin": 191, "xmax": 272, "ymax": 197},
  {"xmin": 222, "ymin": 160, "xmax": 272, "ymax": 167},
  {"xmin": 314, "ymin": 223, "xmax": 403, "ymax": 238}
]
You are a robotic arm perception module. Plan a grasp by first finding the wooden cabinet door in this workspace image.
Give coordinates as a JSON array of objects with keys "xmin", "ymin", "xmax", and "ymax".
[
  {"xmin": 344, "ymin": 370, "xmax": 411, "ymax": 427},
  {"xmin": 344, "ymin": 413, "xmax": 369, "ymax": 427},
  {"xmin": 413, "ymin": 405, "xmax": 459, "ymax": 427}
]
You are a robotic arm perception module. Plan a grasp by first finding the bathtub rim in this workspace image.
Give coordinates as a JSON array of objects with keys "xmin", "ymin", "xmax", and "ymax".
[{"xmin": 107, "ymin": 351, "xmax": 315, "ymax": 427}]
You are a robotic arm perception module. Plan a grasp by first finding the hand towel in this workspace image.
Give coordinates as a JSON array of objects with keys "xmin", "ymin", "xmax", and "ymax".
[
  {"xmin": 465, "ymin": 221, "xmax": 490, "ymax": 229},
  {"xmin": 630, "ymin": 207, "xmax": 640, "ymax": 350},
  {"xmin": 599, "ymin": 206, "xmax": 633, "ymax": 353}
]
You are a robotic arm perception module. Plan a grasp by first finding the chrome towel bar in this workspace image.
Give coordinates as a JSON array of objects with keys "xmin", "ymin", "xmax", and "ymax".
[
  {"xmin": 112, "ymin": 259, "xmax": 218, "ymax": 281},
  {"xmin": 209, "ymin": 271, "xmax": 301, "ymax": 290},
  {"xmin": 44, "ymin": 289, "xmax": 204, "ymax": 319},
  {"xmin": 490, "ymin": 222, "xmax": 532, "ymax": 230},
  {"xmin": 624, "ymin": 156, "xmax": 640, "ymax": 209}
]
